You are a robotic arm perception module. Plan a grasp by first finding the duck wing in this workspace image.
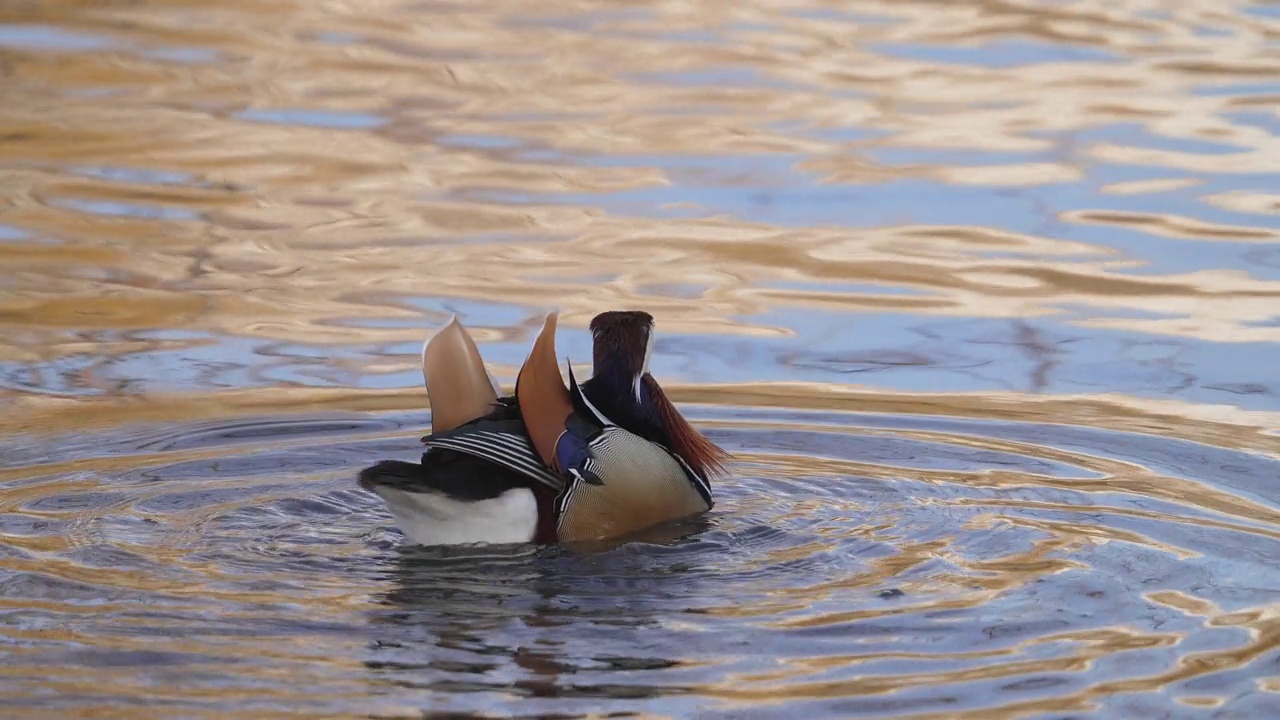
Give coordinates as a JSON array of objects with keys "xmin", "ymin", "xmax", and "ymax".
[
  {"xmin": 420, "ymin": 399, "xmax": 566, "ymax": 492},
  {"xmin": 358, "ymin": 453, "xmax": 533, "ymax": 500}
]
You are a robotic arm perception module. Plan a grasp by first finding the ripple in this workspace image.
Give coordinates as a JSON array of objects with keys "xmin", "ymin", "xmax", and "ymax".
[
  {"xmin": 3, "ymin": 403, "xmax": 1272, "ymax": 715},
  {"xmin": 3, "ymin": 0, "xmax": 1280, "ymax": 715}
]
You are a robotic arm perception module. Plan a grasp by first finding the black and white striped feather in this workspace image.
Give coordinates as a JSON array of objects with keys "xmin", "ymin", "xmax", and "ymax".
[{"xmin": 423, "ymin": 418, "xmax": 565, "ymax": 492}]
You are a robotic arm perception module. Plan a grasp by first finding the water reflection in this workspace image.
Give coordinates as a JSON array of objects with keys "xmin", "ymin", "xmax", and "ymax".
[
  {"xmin": 2, "ymin": 396, "xmax": 1279, "ymax": 715},
  {"xmin": 2, "ymin": 0, "xmax": 1280, "ymax": 715},
  {"xmin": 3, "ymin": 0, "xmax": 1279, "ymax": 385},
  {"xmin": 371, "ymin": 539, "xmax": 711, "ymax": 704}
]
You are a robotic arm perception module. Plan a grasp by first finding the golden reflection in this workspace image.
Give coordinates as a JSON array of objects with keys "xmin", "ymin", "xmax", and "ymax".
[
  {"xmin": 1204, "ymin": 191, "xmax": 1280, "ymax": 216},
  {"xmin": 1062, "ymin": 209, "xmax": 1277, "ymax": 242},
  {"xmin": 2, "ymin": 0, "xmax": 1280, "ymax": 716},
  {"xmin": 4, "ymin": 381, "xmax": 1278, "ymax": 453},
  {"xmin": 1146, "ymin": 590, "xmax": 1219, "ymax": 617},
  {"xmin": 968, "ymin": 499, "xmax": 1280, "ymax": 546},
  {"xmin": 1179, "ymin": 696, "xmax": 1226, "ymax": 707},
  {"xmin": 708, "ymin": 626, "xmax": 1181, "ymax": 704},
  {"xmin": 2, "ymin": 0, "xmax": 1280, "ymax": 366},
  {"xmin": 1102, "ymin": 178, "xmax": 1202, "ymax": 195}
]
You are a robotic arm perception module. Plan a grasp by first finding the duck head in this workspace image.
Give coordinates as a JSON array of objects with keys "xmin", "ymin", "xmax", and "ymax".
[
  {"xmin": 584, "ymin": 311, "xmax": 729, "ymax": 480},
  {"xmin": 588, "ymin": 310, "xmax": 655, "ymax": 402}
]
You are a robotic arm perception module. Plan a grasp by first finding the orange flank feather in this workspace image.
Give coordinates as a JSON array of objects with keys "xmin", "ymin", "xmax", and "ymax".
[
  {"xmin": 642, "ymin": 374, "xmax": 730, "ymax": 479},
  {"xmin": 421, "ymin": 316, "xmax": 499, "ymax": 435},
  {"xmin": 515, "ymin": 313, "xmax": 573, "ymax": 472}
]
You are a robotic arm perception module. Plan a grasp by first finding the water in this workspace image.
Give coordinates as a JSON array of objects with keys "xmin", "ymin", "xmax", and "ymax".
[{"xmin": 2, "ymin": 0, "xmax": 1278, "ymax": 717}]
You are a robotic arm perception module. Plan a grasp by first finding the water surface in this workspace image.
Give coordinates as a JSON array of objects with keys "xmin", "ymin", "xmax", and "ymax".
[{"xmin": 1, "ymin": 0, "xmax": 1278, "ymax": 717}]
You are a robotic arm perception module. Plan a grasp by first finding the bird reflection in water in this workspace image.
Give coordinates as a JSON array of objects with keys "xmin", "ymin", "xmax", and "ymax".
[{"xmin": 363, "ymin": 516, "xmax": 715, "ymax": 703}]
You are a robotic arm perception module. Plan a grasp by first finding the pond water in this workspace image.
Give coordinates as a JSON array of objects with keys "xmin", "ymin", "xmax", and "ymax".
[{"xmin": 2, "ymin": 0, "xmax": 1279, "ymax": 717}]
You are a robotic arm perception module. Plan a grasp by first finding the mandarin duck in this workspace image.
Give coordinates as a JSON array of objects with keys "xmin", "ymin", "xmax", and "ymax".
[{"xmin": 359, "ymin": 311, "xmax": 729, "ymax": 545}]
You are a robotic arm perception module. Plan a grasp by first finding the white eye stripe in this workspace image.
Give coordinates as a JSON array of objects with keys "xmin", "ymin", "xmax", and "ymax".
[
  {"xmin": 641, "ymin": 324, "xmax": 654, "ymax": 374},
  {"xmin": 635, "ymin": 323, "xmax": 654, "ymax": 402}
]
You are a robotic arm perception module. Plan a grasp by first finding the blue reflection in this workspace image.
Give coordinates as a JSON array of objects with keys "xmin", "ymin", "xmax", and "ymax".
[
  {"xmin": 0, "ymin": 225, "xmax": 31, "ymax": 241},
  {"xmin": 872, "ymin": 39, "xmax": 1121, "ymax": 68},
  {"xmin": 235, "ymin": 108, "xmax": 386, "ymax": 130},
  {"xmin": 48, "ymin": 198, "xmax": 199, "ymax": 221},
  {"xmin": 0, "ymin": 24, "xmax": 113, "ymax": 52}
]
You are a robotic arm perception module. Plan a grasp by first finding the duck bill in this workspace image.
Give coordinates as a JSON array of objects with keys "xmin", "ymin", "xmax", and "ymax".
[
  {"xmin": 515, "ymin": 312, "xmax": 573, "ymax": 471},
  {"xmin": 421, "ymin": 316, "xmax": 500, "ymax": 434}
]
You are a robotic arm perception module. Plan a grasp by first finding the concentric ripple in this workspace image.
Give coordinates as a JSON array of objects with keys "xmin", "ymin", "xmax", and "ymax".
[
  {"xmin": 3, "ymin": 0, "xmax": 1280, "ymax": 716},
  {"xmin": 1, "ymin": 404, "xmax": 1276, "ymax": 718}
]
